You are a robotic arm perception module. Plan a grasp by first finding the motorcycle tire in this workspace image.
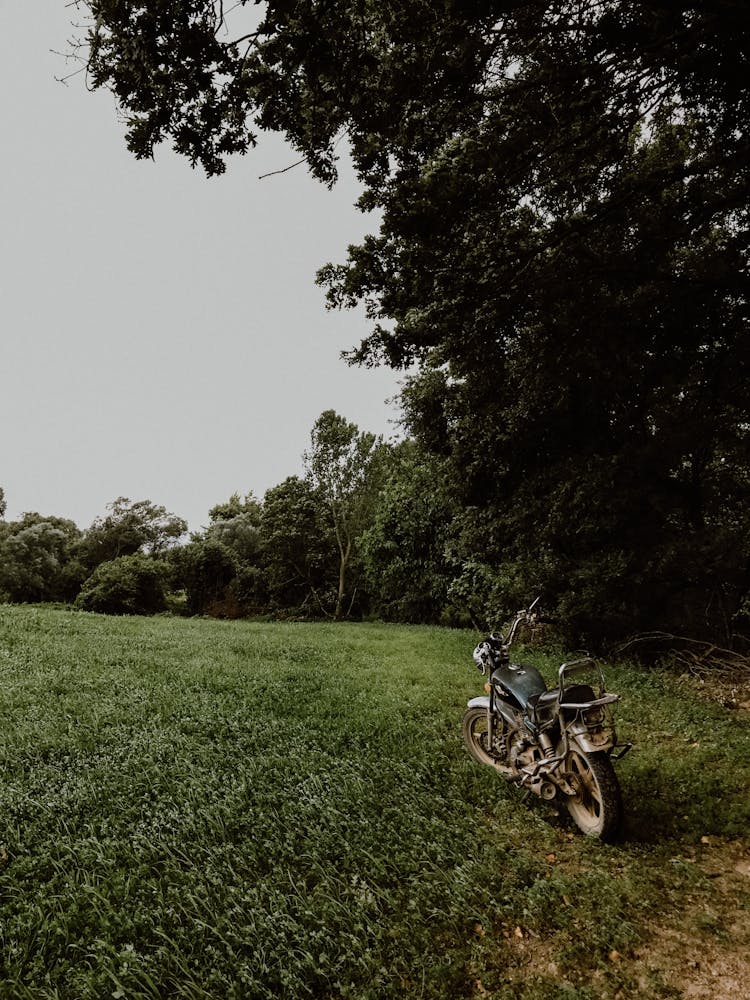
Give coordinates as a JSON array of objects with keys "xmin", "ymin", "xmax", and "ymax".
[
  {"xmin": 564, "ymin": 749, "xmax": 623, "ymax": 842},
  {"xmin": 462, "ymin": 707, "xmax": 503, "ymax": 766}
]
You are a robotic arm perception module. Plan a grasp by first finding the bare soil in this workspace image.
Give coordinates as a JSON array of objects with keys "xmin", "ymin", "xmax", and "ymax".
[
  {"xmin": 634, "ymin": 838, "xmax": 750, "ymax": 999},
  {"xmin": 471, "ymin": 838, "xmax": 750, "ymax": 999},
  {"xmin": 676, "ymin": 672, "xmax": 750, "ymax": 715}
]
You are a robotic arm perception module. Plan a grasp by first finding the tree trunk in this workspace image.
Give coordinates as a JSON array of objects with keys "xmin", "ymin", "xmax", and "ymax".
[{"xmin": 334, "ymin": 537, "xmax": 351, "ymax": 620}]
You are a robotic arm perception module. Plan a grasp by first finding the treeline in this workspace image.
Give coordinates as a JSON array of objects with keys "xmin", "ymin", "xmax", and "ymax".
[
  {"xmin": 0, "ymin": 412, "xmax": 461, "ymax": 628},
  {"xmin": 3, "ymin": 401, "xmax": 750, "ymax": 649}
]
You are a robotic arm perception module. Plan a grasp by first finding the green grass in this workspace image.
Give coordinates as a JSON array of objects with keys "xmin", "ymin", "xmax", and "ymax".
[{"xmin": 0, "ymin": 607, "xmax": 748, "ymax": 999}]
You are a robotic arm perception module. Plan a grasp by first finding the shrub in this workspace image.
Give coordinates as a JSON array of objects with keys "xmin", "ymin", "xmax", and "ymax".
[
  {"xmin": 75, "ymin": 554, "xmax": 166, "ymax": 615},
  {"xmin": 171, "ymin": 539, "xmax": 237, "ymax": 616}
]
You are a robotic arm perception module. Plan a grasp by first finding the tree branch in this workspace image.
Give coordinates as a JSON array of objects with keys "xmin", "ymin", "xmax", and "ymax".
[{"xmin": 258, "ymin": 157, "xmax": 307, "ymax": 181}]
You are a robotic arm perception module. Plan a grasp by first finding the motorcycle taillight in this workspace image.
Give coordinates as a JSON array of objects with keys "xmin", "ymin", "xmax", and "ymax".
[{"xmin": 583, "ymin": 705, "xmax": 606, "ymax": 726}]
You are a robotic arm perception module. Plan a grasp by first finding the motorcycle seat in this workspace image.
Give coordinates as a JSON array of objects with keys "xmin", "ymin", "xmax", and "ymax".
[
  {"xmin": 559, "ymin": 683, "xmax": 597, "ymax": 705},
  {"xmin": 531, "ymin": 689, "xmax": 559, "ymax": 711},
  {"xmin": 525, "ymin": 688, "xmax": 560, "ymax": 728}
]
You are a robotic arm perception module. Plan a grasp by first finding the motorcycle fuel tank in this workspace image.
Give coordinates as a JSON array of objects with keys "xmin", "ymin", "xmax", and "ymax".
[{"xmin": 490, "ymin": 661, "xmax": 547, "ymax": 709}]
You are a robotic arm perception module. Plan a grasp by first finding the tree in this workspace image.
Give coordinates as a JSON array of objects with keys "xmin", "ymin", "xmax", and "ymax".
[
  {"xmin": 0, "ymin": 514, "xmax": 84, "ymax": 603},
  {"xmin": 207, "ymin": 492, "xmax": 262, "ymax": 526},
  {"xmin": 359, "ymin": 442, "xmax": 457, "ymax": 624},
  {"xmin": 78, "ymin": 3, "xmax": 748, "ymax": 189},
  {"xmin": 79, "ymin": 3, "xmax": 750, "ymax": 642},
  {"xmin": 205, "ymin": 494, "xmax": 267, "ymax": 610},
  {"xmin": 0, "ymin": 487, "xmax": 6, "ymax": 519},
  {"xmin": 260, "ymin": 475, "xmax": 335, "ymax": 615},
  {"xmin": 173, "ymin": 539, "xmax": 238, "ymax": 616},
  {"xmin": 304, "ymin": 411, "xmax": 380, "ymax": 619},
  {"xmin": 80, "ymin": 497, "xmax": 187, "ymax": 569},
  {"xmin": 75, "ymin": 553, "xmax": 167, "ymax": 615},
  {"xmin": 205, "ymin": 493, "xmax": 263, "ymax": 565}
]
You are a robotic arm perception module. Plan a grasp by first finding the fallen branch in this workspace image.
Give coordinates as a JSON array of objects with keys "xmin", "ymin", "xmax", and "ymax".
[{"xmin": 617, "ymin": 632, "xmax": 750, "ymax": 678}]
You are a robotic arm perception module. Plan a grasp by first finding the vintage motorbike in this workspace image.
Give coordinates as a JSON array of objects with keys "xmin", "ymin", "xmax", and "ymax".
[{"xmin": 462, "ymin": 599, "xmax": 631, "ymax": 840}]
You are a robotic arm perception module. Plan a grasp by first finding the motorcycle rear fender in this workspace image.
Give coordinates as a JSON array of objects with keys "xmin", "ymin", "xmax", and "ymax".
[{"xmin": 569, "ymin": 727, "xmax": 617, "ymax": 754}]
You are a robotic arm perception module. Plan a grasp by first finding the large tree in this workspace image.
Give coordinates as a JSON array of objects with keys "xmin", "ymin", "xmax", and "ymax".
[
  {"xmin": 304, "ymin": 410, "xmax": 380, "ymax": 619},
  {"xmin": 205, "ymin": 493, "xmax": 267, "ymax": 609},
  {"xmin": 75, "ymin": 553, "xmax": 168, "ymax": 615},
  {"xmin": 79, "ymin": 2, "xmax": 750, "ymax": 641},
  {"xmin": 0, "ymin": 514, "xmax": 83, "ymax": 603},
  {"xmin": 172, "ymin": 538, "xmax": 238, "ymax": 615},
  {"xmin": 260, "ymin": 475, "xmax": 335, "ymax": 614},
  {"xmin": 80, "ymin": 497, "xmax": 187, "ymax": 569}
]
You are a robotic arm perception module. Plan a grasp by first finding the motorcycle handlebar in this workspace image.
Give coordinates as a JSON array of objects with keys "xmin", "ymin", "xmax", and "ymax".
[{"xmin": 472, "ymin": 600, "xmax": 547, "ymax": 672}]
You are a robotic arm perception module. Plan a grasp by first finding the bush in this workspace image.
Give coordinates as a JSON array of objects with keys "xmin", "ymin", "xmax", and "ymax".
[
  {"xmin": 75, "ymin": 555, "xmax": 167, "ymax": 615},
  {"xmin": 171, "ymin": 539, "xmax": 237, "ymax": 616}
]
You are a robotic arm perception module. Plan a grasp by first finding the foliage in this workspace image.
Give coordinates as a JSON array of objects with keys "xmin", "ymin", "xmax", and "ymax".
[
  {"xmin": 260, "ymin": 475, "xmax": 335, "ymax": 615},
  {"xmin": 208, "ymin": 491, "xmax": 262, "ymax": 526},
  {"xmin": 78, "ymin": 2, "xmax": 750, "ymax": 645},
  {"xmin": 79, "ymin": 497, "xmax": 187, "ymax": 570},
  {"xmin": 204, "ymin": 494, "xmax": 267, "ymax": 609},
  {"xmin": 359, "ymin": 442, "xmax": 457, "ymax": 624},
  {"xmin": 0, "ymin": 606, "xmax": 748, "ymax": 998},
  {"xmin": 74, "ymin": 553, "xmax": 167, "ymax": 615},
  {"xmin": 205, "ymin": 517, "xmax": 261, "ymax": 564},
  {"xmin": 172, "ymin": 538, "xmax": 238, "ymax": 616},
  {"xmin": 0, "ymin": 514, "xmax": 83, "ymax": 603},
  {"xmin": 0, "ymin": 500, "xmax": 186, "ymax": 610},
  {"xmin": 0, "ymin": 486, "xmax": 6, "ymax": 519},
  {"xmin": 304, "ymin": 410, "xmax": 381, "ymax": 619}
]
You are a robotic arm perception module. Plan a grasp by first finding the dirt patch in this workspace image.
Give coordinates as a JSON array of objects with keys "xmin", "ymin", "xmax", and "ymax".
[
  {"xmin": 633, "ymin": 839, "xmax": 750, "ymax": 999},
  {"xmin": 676, "ymin": 672, "xmax": 750, "ymax": 715},
  {"xmin": 678, "ymin": 665, "xmax": 750, "ymax": 715},
  {"xmin": 468, "ymin": 839, "xmax": 750, "ymax": 999}
]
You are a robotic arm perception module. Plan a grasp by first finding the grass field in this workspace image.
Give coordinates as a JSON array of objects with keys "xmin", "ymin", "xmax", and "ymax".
[{"xmin": 0, "ymin": 606, "xmax": 748, "ymax": 999}]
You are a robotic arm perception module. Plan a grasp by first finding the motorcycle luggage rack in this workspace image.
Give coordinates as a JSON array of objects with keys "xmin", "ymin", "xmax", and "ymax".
[{"xmin": 559, "ymin": 692, "xmax": 620, "ymax": 710}]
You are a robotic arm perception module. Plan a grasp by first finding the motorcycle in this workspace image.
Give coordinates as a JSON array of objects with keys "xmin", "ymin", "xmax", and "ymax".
[{"xmin": 462, "ymin": 599, "xmax": 631, "ymax": 841}]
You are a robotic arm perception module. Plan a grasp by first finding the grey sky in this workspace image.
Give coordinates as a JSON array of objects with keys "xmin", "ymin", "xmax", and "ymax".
[{"xmin": 1, "ymin": 2, "xmax": 401, "ymax": 534}]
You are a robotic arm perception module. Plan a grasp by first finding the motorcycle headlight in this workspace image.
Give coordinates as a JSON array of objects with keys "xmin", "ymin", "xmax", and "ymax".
[{"xmin": 473, "ymin": 642, "xmax": 491, "ymax": 673}]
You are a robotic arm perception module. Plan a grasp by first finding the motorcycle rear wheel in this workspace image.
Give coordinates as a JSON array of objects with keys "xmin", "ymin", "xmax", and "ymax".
[
  {"xmin": 564, "ymin": 749, "xmax": 622, "ymax": 841},
  {"xmin": 462, "ymin": 707, "xmax": 502, "ymax": 766}
]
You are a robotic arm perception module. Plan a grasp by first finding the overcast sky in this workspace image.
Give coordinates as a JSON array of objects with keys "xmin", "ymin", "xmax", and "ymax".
[{"xmin": 0, "ymin": 2, "xmax": 402, "ymax": 534}]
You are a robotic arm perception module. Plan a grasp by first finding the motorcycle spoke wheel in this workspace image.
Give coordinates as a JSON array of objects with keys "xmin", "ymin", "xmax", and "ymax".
[
  {"xmin": 462, "ymin": 708, "xmax": 502, "ymax": 766},
  {"xmin": 565, "ymin": 749, "xmax": 622, "ymax": 841}
]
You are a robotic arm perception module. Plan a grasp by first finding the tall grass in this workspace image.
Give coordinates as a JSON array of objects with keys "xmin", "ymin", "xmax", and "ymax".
[{"xmin": 0, "ymin": 607, "xmax": 747, "ymax": 998}]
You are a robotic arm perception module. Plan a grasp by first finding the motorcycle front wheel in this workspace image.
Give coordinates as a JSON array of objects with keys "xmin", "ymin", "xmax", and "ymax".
[
  {"xmin": 462, "ymin": 707, "xmax": 502, "ymax": 766},
  {"xmin": 564, "ymin": 749, "xmax": 622, "ymax": 841}
]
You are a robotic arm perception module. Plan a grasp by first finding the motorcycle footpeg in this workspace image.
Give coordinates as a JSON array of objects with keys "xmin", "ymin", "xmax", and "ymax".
[
  {"xmin": 610, "ymin": 742, "xmax": 633, "ymax": 761},
  {"xmin": 554, "ymin": 774, "xmax": 578, "ymax": 797}
]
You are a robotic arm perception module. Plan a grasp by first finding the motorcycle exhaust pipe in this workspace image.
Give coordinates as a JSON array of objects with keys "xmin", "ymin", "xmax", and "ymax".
[{"xmin": 528, "ymin": 775, "xmax": 558, "ymax": 800}]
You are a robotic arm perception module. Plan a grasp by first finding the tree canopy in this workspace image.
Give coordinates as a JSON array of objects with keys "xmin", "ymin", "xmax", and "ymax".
[
  {"xmin": 0, "ymin": 514, "xmax": 83, "ymax": 604},
  {"xmin": 76, "ymin": 2, "xmax": 750, "ymax": 642},
  {"xmin": 80, "ymin": 497, "xmax": 187, "ymax": 568}
]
